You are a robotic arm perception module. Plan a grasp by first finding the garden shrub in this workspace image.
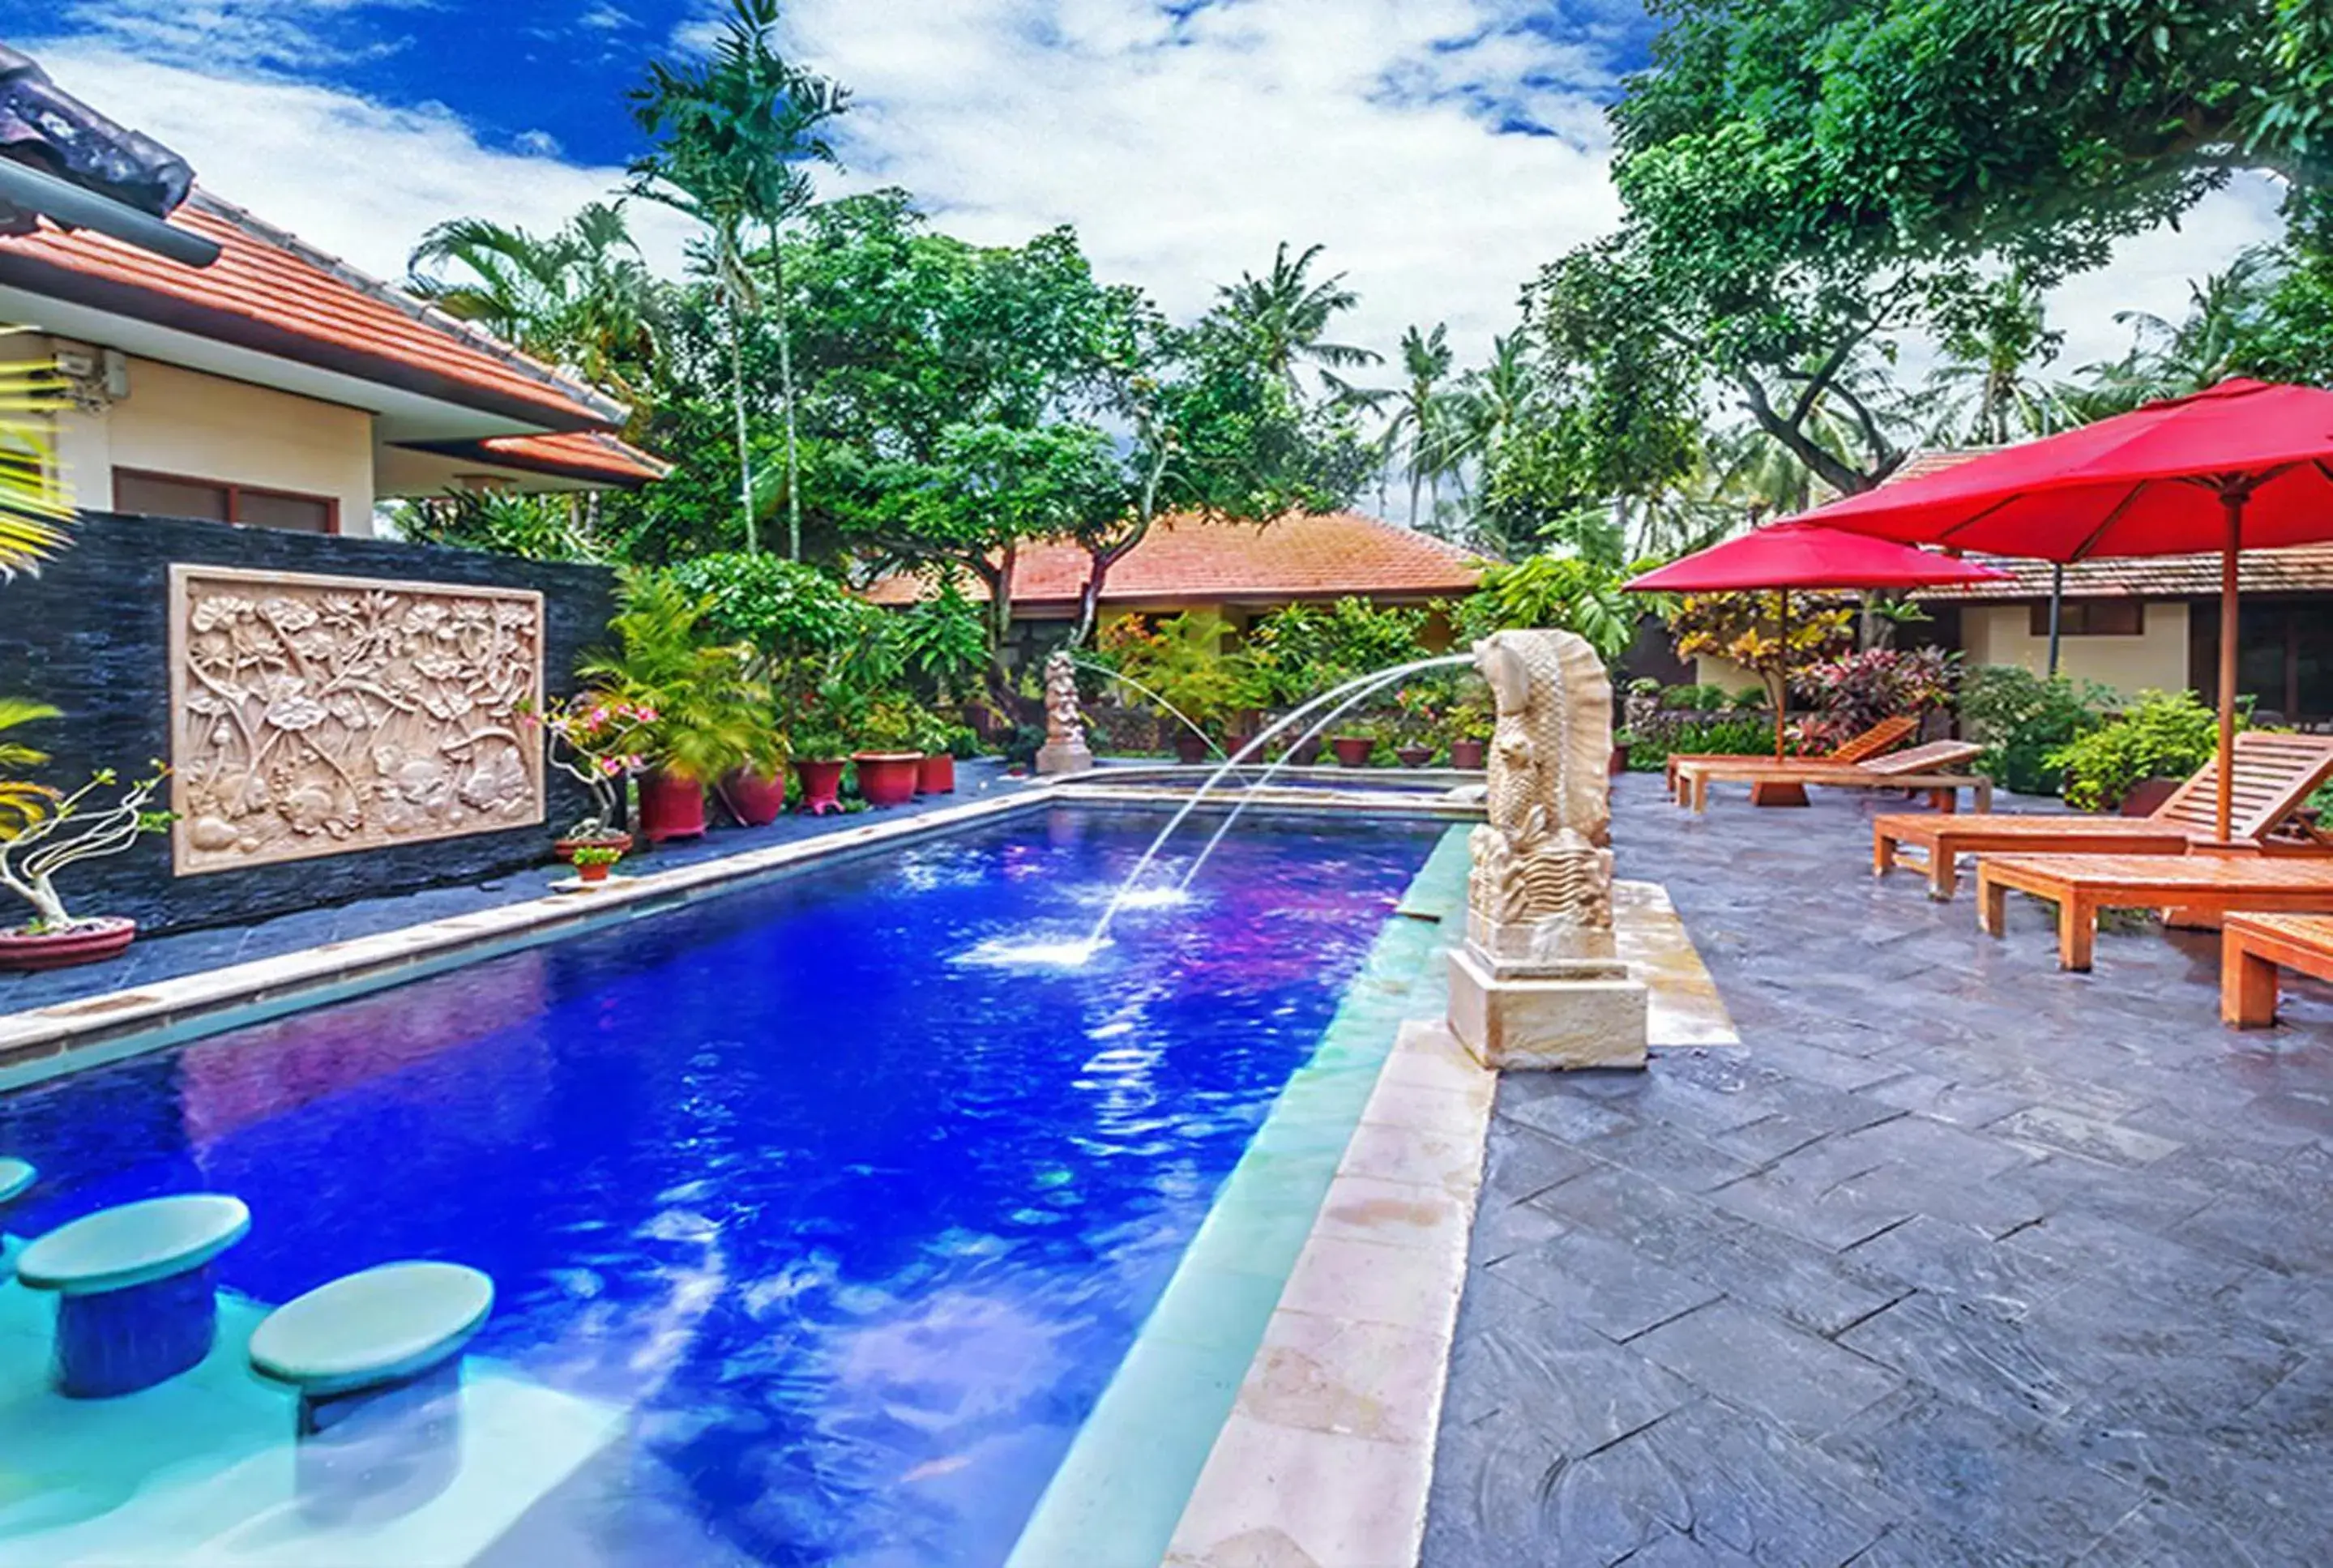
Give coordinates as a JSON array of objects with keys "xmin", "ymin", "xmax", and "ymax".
[
  {"xmin": 1956, "ymin": 665, "xmax": 2114, "ymax": 797},
  {"xmin": 2048, "ymin": 689, "xmax": 2232, "ymax": 811},
  {"xmin": 1622, "ymin": 714, "xmax": 1775, "ymax": 771},
  {"xmin": 1791, "ymin": 647, "xmax": 1959, "ymax": 752}
]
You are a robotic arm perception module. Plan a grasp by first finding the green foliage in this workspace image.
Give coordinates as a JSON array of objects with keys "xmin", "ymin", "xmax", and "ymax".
[
  {"xmin": 1667, "ymin": 594, "xmax": 1856, "ymax": 712},
  {"xmin": 570, "ymin": 845, "xmax": 625, "ymax": 868},
  {"xmin": 892, "ymin": 580, "xmax": 989, "ymax": 702},
  {"xmin": 577, "ymin": 573, "xmax": 779, "ymax": 783},
  {"xmin": 1457, "ymin": 554, "xmax": 1642, "ymax": 664},
  {"xmin": 2049, "ymin": 690, "xmax": 2233, "ymax": 812},
  {"xmin": 392, "ymin": 492, "xmax": 609, "ymax": 563},
  {"xmin": 1791, "ymin": 647, "xmax": 1961, "ymax": 751},
  {"xmin": 665, "ymin": 552, "xmax": 878, "ymax": 661},
  {"xmin": 1243, "ymin": 599, "xmax": 1431, "ymax": 705},
  {"xmin": 1623, "ymin": 715, "xmax": 1775, "ymax": 772},
  {"xmin": 0, "ymin": 697, "xmax": 59, "ymax": 840},
  {"xmin": 1, "ymin": 332, "xmax": 72, "ymax": 576},
  {"xmin": 1096, "ymin": 612, "xmax": 1262, "ymax": 736},
  {"xmin": 1957, "ymin": 664, "xmax": 2116, "ymax": 796}
]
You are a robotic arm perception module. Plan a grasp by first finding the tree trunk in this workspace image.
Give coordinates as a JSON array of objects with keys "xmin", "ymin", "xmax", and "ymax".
[
  {"xmin": 772, "ymin": 241, "xmax": 804, "ymax": 562},
  {"xmin": 726, "ymin": 274, "xmax": 756, "ymax": 554}
]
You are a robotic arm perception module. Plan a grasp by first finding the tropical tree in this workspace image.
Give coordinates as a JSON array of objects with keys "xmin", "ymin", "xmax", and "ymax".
[
  {"xmin": 1211, "ymin": 241, "xmax": 1379, "ymax": 396},
  {"xmin": 1921, "ymin": 270, "xmax": 2068, "ymax": 445},
  {"xmin": 1380, "ymin": 323, "xmax": 1457, "ymax": 527},
  {"xmin": 0, "ymin": 330, "xmax": 71, "ymax": 576},
  {"xmin": 405, "ymin": 203, "xmax": 659, "ymax": 400},
  {"xmin": 0, "ymin": 699, "xmax": 59, "ymax": 839},
  {"xmin": 631, "ymin": 0, "xmax": 849, "ymax": 558}
]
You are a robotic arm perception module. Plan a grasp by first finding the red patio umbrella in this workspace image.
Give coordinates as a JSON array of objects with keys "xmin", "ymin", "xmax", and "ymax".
[
  {"xmin": 1798, "ymin": 378, "xmax": 2333, "ymax": 839},
  {"xmin": 1626, "ymin": 522, "xmax": 2010, "ymax": 755}
]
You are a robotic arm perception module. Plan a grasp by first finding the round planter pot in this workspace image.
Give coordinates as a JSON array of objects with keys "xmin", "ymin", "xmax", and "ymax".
[
  {"xmin": 1330, "ymin": 736, "xmax": 1374, "ymax": 767},
  {"xmin": 0, "ymin": 916, "xmax": 138, "ymax": 972},
  {"xmin": 854, "ymin": 752, "xmax": 923, "ymax": 809},
  {"xmin": 1449, "ymin": 739, "xmax": 1486, "ymax": 771},
  {"xmin": 637, "ymin": 771, "xmax": 707, "ymax": 843},
  {"xmin": 721, "ymin": 769, "xmax": 788, "ymax": 827},
  {"xmin": 552, "ymin": 831, "xmax": 632, "ymax": 864},
  {"xmin": 793, "ymin": 758, "xmax": 847, "ymax": 817},
  {"xmin": 1173, "ymin": 731, "xmax": 1214, "ymax": 766},
  {"xmin": 1286, "ymin": 737, "xmax": 1325, "ymax": 767},
  {"xmin": 917, "ymin": 754, "xmax": 957, "ymax": 795},
  {"xmin": 1610, "ymin": 744, "xmax": 1630, "ymax": 777},
  {"xmin": 575, "ymin": 860, "xmax": 614, "ymax": 885},
  {"xmin": 1395, "ymin": 745, "xmax": 1434, "ymax": 768}
]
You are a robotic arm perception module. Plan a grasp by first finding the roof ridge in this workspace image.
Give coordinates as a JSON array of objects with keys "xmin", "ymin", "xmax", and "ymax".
[{"xmin": 186, "ymin": 187, "xmax": 629, "ymax": 429}]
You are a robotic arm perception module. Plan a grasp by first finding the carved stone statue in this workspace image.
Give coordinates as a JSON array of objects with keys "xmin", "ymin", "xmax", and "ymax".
[
  {"xmin": 1449, "ymin": 628, "xmax": 1647, "ymax": 1071},
  {"xmin": 1035, "ymin": 649, "xmax": 1095, "ymax": 775}
]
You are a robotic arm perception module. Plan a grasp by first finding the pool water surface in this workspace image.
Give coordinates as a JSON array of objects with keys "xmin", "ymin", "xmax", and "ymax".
[{"xmin": 0, "ymin": 808, "xmax": 1442, "ymax": 1566}]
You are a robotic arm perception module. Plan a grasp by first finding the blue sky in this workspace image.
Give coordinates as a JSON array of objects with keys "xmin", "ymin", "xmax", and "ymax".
[{"xmin": 14, "ymin": 1, "xmax": 2283, "ymax": 382}]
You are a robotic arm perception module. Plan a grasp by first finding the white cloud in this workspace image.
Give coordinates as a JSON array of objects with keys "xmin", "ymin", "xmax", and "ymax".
[{"xmin": 2044, "ymin": 174, "xmax": 2289, "ymax": 373}]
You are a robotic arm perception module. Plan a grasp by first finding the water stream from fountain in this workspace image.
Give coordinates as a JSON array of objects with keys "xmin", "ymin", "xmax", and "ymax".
[{"xmin": 1066, "ymin": 656, "xmax": 1228, "ymax": 763}]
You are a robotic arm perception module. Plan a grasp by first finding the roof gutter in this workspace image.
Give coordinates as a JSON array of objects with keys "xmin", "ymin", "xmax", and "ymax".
[{"xmin": 0, "ymin": 159, "xmax": 220, "ymax": 269}]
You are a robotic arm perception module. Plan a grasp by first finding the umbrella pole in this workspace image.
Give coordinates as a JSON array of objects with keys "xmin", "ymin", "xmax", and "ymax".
[
  {"xmin": 1775, "ymin": 589, "xmax": 1790, "ymax": 758},
  {"xmin": 2216, "ymin": 493, "xmax": 2243, "ymax": 842}
]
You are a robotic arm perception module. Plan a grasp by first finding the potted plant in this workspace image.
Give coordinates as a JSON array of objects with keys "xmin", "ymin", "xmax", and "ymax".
[
  {"xmin": 1329, "ymin": 729, "xmax": 1374, "ymax": 767},
  {"xmin": 852, "ymin": 698, "xmax": 925, "ymax": 809},
  {"xmin": 578, "ymin": 576, "xmax": 773, "ymax": 844},
  {"xmin": 0, "ymin": 752, "xmax": 171, "ymax": 972},
  {"xmin": 1391, "ymin": 686, "xmax": 1439, "ymax": 767},
  {"xmin": 534, "ymin": 693, "xmax": 650, "ymax": 859},
  {"xmin": 1096, "ymin": 612, "xmax": 1256, "ymax": 767},
  {"xmin": 569, "ymin": 844, "xmax": 624, "ymax": 885},
  {"xmin": 1447, "ymin": 694, "xmax": 1492, "ymax": 771},
  {"xmin": 913, "ymin": 711, "xmax": 971, "ymax": 796}
]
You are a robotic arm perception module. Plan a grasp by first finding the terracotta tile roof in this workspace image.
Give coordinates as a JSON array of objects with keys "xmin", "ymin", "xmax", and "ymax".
[
  {"xmin": 1916, "ymin": 544, "xmax": 2333, "ymax": 600},
  {"xmin": 404, "ymin": 429, "xmax": 671, "ymax": 489},
  {"xmin": 0, "ymin": 189, "xmax": 626, "ymax": 429},
  {"xmin": 864, "ymin": 511, "xmax": 1484, "ymax": 610}
]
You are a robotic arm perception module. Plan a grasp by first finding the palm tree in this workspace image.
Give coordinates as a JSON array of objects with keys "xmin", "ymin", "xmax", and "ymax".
[
  {"xmin": 1211, "ymin": 242, "xmax": 1379, "ymax": 395},
  {"xmin": 1920, "ymin": 271, "xmax": 2069, "ymax": 445},
  {"xmin": 0, "ymin": 328, "xmax": 71, "ymax": 578},
  {"xmin": 632, "ymin": 0, "xmax": 848, "ymax": 559},
  {"xmin": 2068, "ymin": 249, "xmax": 2284, "ymax": 417},
  {"xmin": 1380, "ymin": 323, "xmax": 1456, "ymax": 527},
  {"xmin": 407, "ymin": 203, "xmax": 658, "ymax": 403},
  {"xmin": 0, "ymin": 699, "xmax": 59, "ymax": 840}
]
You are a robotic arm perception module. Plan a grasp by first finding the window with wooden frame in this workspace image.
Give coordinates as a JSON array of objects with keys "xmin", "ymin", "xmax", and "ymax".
[
  {"xmin": 2029, "ymin": 600, "xmax": 2144, "ymax": 637},
  {"xmin": 113, "ymin": 468, "xmax": 337, "ymax": 534}
]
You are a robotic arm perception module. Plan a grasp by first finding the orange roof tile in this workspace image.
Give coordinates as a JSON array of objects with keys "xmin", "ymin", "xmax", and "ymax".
[
  {"xmin": 1917, "ymin": 544, "xmax": 2333, "ymax": 601},
  {"xmin": 0, "ymin": 190, "xmax": 625, "ymax": 430},
  {"xmin": 864, "ymin": 511, "xmax": 1483, "ymax": 611},
  {"xmin": 407, "ymin": 429, "xmax": 671, "ymax": 489}
]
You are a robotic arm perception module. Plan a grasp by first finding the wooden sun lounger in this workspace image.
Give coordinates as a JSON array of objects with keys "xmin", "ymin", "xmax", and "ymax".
[
  {"xmin": 1874, "ymin": 731, "xmax": 2333, "ymax": 899},
  {"xmin": 2220, "ymin": 914, "xmax": 2333, "ymax": 1028},
  {"xmin": 1677, "ymin": 741, "xmax": 1990, "ymax": 814},
  {"xmin": 1977, "ymin": 853, "xmax": 2333, "ymax": 972},
  {"xmin": 1663, "ymin": 714, "xmax": 1916, "ymax": 799}
]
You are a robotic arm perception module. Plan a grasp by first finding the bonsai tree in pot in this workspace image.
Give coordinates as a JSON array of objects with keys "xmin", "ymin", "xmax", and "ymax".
[
  {"xmin": 578, "ymin": 575, "xmax": 772, "ymax": 844},
  {"xmin": 0, "ymin": 718, "xmax": 172, "ymax": 972},
  {"xmin": 535, "ymin": 694, "xmax": 654, "ymax": 856}
]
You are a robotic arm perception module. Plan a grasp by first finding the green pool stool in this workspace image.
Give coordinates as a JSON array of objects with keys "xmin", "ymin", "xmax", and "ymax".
[
  {"xmin": 249, "ymin": 1261, "xmax": 494, "ymax": 1436},
  {"xmin": 15, "ymin": 1193, "xmax": 251, "ymax": 1397},
  {"xmin": 0, "ymin": 1158, "xmax": 32, "ymax": 1207}
]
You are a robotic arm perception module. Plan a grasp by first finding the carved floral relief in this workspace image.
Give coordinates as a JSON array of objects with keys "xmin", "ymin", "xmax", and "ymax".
[{"xmin": 167, "ymin": 565, "xmax": 546, "ymax": 874}]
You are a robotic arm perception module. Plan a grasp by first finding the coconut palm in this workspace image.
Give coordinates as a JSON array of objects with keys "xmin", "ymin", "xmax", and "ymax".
[
  {"xmin": 2066, "ymin": 249, "xmax": 2284, "ymax": 418},
  {"xmin": 0, "ymin": 699, "xmax": 59, "ymax": 839},
  {"xmin": 632, "ymin": 0, "xmax": 849, "ymax": 559},
  {"xmin": 1920, "ymin": 271, "xmax": 2070, "ymax": 445},
  {"xmin": 1211, "ymin": 242, "xmax": 1380, "ymax": 396},
  {"xmin": 1379, "ymin": 323, "xmax": 1457, "ymax": 527},
  {"xmin": 407, "ymin": 203, "xmax": 658, "ymax": 401},
  {"xmin": 0, "ymin": 329, "xmax": 71, "ymax": 577}
]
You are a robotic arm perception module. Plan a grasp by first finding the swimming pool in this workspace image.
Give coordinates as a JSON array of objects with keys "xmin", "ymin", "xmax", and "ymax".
[{"xmin": 0, "ymin": 807, "xmax": 1443, "ymax": 1566}]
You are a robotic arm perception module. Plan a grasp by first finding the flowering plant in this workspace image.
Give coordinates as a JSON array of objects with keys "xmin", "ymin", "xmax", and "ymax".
[
  {"xmin": 1790, "ymin": 647, "xmax": 1961, "ymax": 752},
  {"xmin": 530, "ymin": 694, "xmax": 654, "ymax": 840}
]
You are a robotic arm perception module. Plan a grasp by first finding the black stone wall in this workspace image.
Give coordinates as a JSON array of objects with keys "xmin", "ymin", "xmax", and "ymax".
[{"xmin": 0, "ymin": 513, "xmax": 617, "ymax": 934}]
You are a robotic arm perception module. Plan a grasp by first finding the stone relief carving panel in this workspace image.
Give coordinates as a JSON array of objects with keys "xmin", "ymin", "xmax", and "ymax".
[{"xmin": 167, "ymin": 565, "xmax": 545, "ymax": 875}]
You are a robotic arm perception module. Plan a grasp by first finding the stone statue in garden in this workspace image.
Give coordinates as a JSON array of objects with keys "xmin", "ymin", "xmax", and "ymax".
[
  {"xmin": 1449, "ymin": 628, "xmax": 1646, "ymax": 1070},
  {"xmin": 1466, "ymin": 629, "xmax": 1616, "ymax": 954},
  {"xmin": 1035, "ymin": 649, "xmax": 1094, "ymax": 775}
]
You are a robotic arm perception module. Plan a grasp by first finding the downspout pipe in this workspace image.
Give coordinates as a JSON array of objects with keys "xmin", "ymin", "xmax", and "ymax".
[{"xmin": 0, "ymin": 159, "xmax": 220, "ymax": 268}]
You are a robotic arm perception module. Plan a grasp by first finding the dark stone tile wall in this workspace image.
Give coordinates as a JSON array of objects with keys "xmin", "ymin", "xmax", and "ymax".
[{"xmin": 0, "ymin": 513, "xmax": 616, "ymax": 934}]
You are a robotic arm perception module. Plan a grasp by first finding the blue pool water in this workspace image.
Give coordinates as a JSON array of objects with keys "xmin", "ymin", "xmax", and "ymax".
[{"xmin": 0, "ymin": 808, "xmax": 1440, "ymax": 1566}]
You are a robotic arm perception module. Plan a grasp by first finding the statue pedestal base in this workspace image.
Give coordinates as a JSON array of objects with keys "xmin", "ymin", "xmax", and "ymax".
[
  {"xmin": 1035, "ymin": 741, "xmax": 1094, "ymax": 776},
  {"xmin": 1446, "ymin": 939, "xmax": 1648, "ymax": 1073}
]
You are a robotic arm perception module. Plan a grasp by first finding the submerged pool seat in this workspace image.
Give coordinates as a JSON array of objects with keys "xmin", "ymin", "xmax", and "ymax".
[
  {"xmin": 248, "ymin": 1261, "xmax": 495, "ymax": 1437},
  {"xmin": 0, "ymin": 1158, "xmax": 32, "ymax": 1207},
  {"xmin": 14, "ymin": 1193, "xmax": 251, "ymax": 1398}
]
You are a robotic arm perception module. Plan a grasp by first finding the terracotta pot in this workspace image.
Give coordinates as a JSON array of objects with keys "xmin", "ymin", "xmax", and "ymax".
[
  {"xmin": 793, "ymin": 758, "xmax": 847, "ymax": 816},
  {"xmin": 721, "ymin": 768, "xmax": 788, "ymax": 827},
  {"xmin": 2120, "ymin": 776, "xmax": 2181, "ymax": 818},
  {"xmin": 1330, "ymin": 736, "xmax": 1374, "ymax": 767},
  {"xmin": 0, "ymin": 916, "xmax": 138, "ymax": 972},
  {"xmin": 575, "ymin": 859, "xmax": 614, "ymax": 885},
  {"xmin": 1395, "ymin": 744, "xmax": 1434, "ymax": 768},
  {"xmin": 552, "ymin": 831, "xmax": 632, "ymax": 863},
  {"xmin": 854, "ymin": 752, "xmax": 923, "ymax": 809},
  {"xmin": 918, "ymin": 753, "xmax": 957, "ymax": 794},
  {"xmin": 637, "ymin": 770, "xmax": 707, "ymax": 843},
  {"xmin": 1173, "ymin": 731, "xmax": 1214, "ymax": 765},
  {"xmin": 1610, "ymin": 744, "xmax": 1630, "ymax": 777},
  {"xmin": 1286, "ymin": 737, "xmax": 1325, "ymax": 767},
  {"xmin": 1449, "ymin": 739, "xmax": 1486, "ymax": 771}
]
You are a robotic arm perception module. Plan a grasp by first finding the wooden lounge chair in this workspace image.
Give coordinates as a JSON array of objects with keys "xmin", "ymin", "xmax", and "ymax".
[
  {"xmin": 1663, "ymin": 714, "xmax": 1916, "ymax": 799},
  {"xmin": 1676, "ymin": 741, "xmax": 1991, "ymax": 814},
  {"xmin": 1874, "ymin": 732, "xmax": 2333, "ymax": 899},
  {"xmin": 1976, "ymin": 853, "xmax": 2333, "ymax": 972},
  {"xmin": 2220, "ymin": 914, "xmax": 2333, "ymax": 1028}
]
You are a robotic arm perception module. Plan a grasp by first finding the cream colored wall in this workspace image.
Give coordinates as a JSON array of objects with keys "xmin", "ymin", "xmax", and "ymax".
[
  {"xmin": 1691, "ymin": 653, "xmax": 1767, "ymax": 695},
  {"xmin": 34, "ymin": 350, "xmax": 376, "ymax": 537},
  {"xmin": 1960, "ymin": 601, "xmax": 2192, "ymax": 698}
]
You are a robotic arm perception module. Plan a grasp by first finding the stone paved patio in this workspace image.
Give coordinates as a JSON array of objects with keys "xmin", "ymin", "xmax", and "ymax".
[{"xmin": 1425, "ymin": 772, "xmax": 2333, "ymax": 1566}]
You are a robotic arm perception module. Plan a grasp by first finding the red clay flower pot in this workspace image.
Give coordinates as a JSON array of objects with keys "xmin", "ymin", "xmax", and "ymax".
[
  {"xmin": 1330, "ymin": 736, "xmax": 1373, "ymax": 767},
  {"xmin": 917, "ymin": 754, "xmax": 957, "ymax": 794},
  {"xmin": 1396, "ymin": 744, "xmax": 1434, "ymax": 768},
  {"xmin": 575, "ymin": 859, "xmax": 613, "ymax": 885},
  {"xmin": 1287, "ymin": 737, "xmax": 1324, "ymax": 766},
  {"xmin": 0, "ymin": 916, "xmax": 138, "ymax": 972},
  {"xmin": 793, "ymin": 758, "xmax": 847, "ymax": 816},
  {"xmin": 721, "ymin": 769, "xmax": 788, "ymax": 827},
  {"xmin": 2120, "ymin": 776, "xmax": 2181, "ymax": 818},
  {"xmin": 1173, "ymin": 731, "xmax": 1213, "ymax": 765},
  {"xmin": 638, "ymin": 771, "xmax": 707, "ymax": 843},
  {"xmin": 1449, "ymin": 739, "xmax": 1486, "ymax": 770},
  {"xmin": 854, "ymin": 752, "xmax": 922, "ymax": 809}
]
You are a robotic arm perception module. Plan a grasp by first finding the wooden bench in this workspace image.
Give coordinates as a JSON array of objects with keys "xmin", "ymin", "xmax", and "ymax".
[
  {"xmin": 1664, "ymin": 714, "xmax": 1916, "ymax": 800},
  {"xmin": 1976, "ymin": 853, "xmax": 2333, "ymax": 972},
  {"xmin": 2221, "ymin": 914, "xmax": 2333, "ymax": 1028},
  {"xmin": 1874, "ymin": 731, "xmax": 2333, "ymax": 899},
  {"xmin": 1677, "ymin": 741, "xmax": 1991, "ymax": 814}
]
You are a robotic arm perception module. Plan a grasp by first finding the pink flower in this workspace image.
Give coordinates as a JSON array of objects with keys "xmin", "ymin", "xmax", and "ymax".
[
  {"xmin": 635, "ymin": 707, "xmax": 658, "ymax": 723},
  {"xmin": 598, "ymin": 756, "xmax": 624, "ymax": 776}
]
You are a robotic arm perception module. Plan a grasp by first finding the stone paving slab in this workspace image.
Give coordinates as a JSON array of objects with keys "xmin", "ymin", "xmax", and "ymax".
[{"xmin": 1423, "ymin": 773, "xmax": 2333, "ymax": 1566}]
